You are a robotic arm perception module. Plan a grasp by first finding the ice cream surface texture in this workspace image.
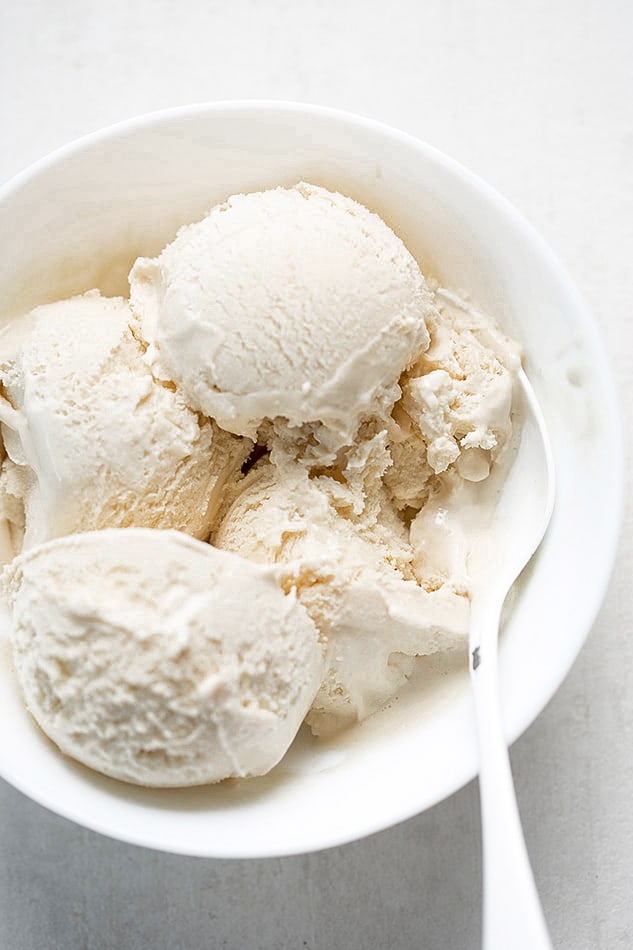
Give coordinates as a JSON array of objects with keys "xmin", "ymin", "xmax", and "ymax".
[
  {"xmin": 0, "ymin": 292, "xmax": 249, "ymax": 553},
  {"xmin": 211, "ymin": 261, "xmax": 520, "ymax": 735},
  {"xmin": 384, "ymin": 287, "xmax": 521, "ymax": 512},
  {"xmin": 4, "ymin": 529, "xmax": 322, "ymax": 786},
  {"xmin": 129, "ymin": 182, "xmax": 432, "ymax": 458},
  {"xmin": 0, "ymin": 180, "xmax": 523, "ymax": 785},
  {"xmin": 215, "ymin": 456, "xmax": 470, "ymax": 735}
]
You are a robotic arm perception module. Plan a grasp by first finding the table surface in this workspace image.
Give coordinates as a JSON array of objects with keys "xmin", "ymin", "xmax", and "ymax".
[{"xmin": 1, "ymin": 2, "xmax": 631, "ymax": 948}]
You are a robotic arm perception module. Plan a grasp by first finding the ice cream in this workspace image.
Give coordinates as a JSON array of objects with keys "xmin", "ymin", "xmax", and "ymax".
[
  {"xmin": 0, "ymin": 291, "xmax": 249, "ymax": 553},
  {"xmin": 3, "ymin": 529, "xmax": 322, "ymax": 786},
  {"xmin": 213, "ymin": 285, "xmax": 520, "ymax": 735},
  {"xmin": 214, "ymin": 455, "xmax": 470, "ymax": 735},
  {"xmin": 384, "ymin": 287, "xmax": 520, "ymax": 511},
  {"xmin": 0, "ymin": 181, "xmax": 524, "ymax": 783},
  {"xmin": 129, "ymin": 182, "xmax": 433, "ymax": 460}
]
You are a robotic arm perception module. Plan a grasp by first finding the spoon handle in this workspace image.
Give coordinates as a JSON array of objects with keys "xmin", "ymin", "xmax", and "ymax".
[{"xmin": 470, "ymin": 632, "xmax": 553, "ymax": 950}]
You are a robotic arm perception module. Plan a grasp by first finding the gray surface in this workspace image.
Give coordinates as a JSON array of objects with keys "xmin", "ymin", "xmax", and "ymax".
[{"xmin": 1, "ymin": 1, "xmax": 632, "ymax": 947}]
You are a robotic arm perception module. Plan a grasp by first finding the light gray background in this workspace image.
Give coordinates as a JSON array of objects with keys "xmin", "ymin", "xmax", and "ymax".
[{"xmin": 0, "ymin": 2, "xmax": 631, "ymax": 948}]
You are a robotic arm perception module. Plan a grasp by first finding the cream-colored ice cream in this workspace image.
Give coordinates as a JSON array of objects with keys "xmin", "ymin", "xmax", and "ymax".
[
  {"xmin": 214, "ymin": 456, "xmax": 470, "ymax": 735},
  {"xmin": 384, "ymin": 287, "xmax": 521, "ymax": 511},
  {"xmin": 214, "ymin": 282, "xmax": 521, "ymax": 736},
  {"xmin": 0, "ymin": 292, "xmax": 250, "ymax": 553},
  {"xmin": 0, "ymin": 181, "xmax": 524, "ymax": 780},
  {"xmin": 130, "ymin": 182, "xmax": 433, "ymax": 459},
  {"xmin": 4, "ymin": 528, "xmax": 322, "ymax": 786}
]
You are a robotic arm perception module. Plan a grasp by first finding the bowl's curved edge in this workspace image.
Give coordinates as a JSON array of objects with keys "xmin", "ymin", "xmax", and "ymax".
[{"xmin": 0, "ymin": 100, "xmax": 625, "ymax": 858}]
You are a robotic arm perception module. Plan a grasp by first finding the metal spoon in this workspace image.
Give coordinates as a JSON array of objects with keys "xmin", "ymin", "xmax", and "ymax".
[{"xmin": 468, "ymin": 367, "xmax": 556, "ymax": 949}]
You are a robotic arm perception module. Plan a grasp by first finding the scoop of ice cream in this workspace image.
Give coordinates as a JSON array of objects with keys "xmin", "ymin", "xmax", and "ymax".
[
  {"xmin": 4, "ymin": 528, "xmax": 322, "ymax": 786},
  {"xmin": 384, "ymin": 286, "xmax": 521, "ymax": 510},
  {"xmin": 214, "ymin": 459, "xmax": 469, "ymax": 736},
  {"xmin": 0, "ymin": 292, "xmax": 250, "ymax": 553},
  {"xmin": 130, "ymin": 182, "xmax": 433, "ymax": 458},
  {"xmin": 214, "ymin": 274, "xmax": 522, "ymax": 737}
]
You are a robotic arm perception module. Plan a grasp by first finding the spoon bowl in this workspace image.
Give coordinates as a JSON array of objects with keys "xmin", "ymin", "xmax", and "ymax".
[{"xmin": 469, "ymin": 367, "xmax": 556, "ymax": 949}]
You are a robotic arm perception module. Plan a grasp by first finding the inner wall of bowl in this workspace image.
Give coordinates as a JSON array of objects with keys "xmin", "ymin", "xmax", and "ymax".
[
  {"xmin": 0, "ymin": 104, "xmax": 620, "ymax": 856},
  {"xmin": 1, "ymin": 108, "xmax": 518, "ymax": 323}
]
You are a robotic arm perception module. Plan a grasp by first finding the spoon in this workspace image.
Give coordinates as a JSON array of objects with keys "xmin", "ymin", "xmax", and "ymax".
[{"xmin": 468, "ymin": 367, "xmax": 556, "ymax": 949}]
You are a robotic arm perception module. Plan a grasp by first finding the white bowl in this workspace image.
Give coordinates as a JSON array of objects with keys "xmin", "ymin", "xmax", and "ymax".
[{"xmin": 0, "ymin": 102, "xmax": 623, "ymax": 857}]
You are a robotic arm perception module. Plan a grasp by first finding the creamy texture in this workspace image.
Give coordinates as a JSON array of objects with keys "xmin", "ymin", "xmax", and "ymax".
[
  {"xmin": 384, "ymin": 287, "xmax": 521, "ymax": 511},
  {"xmin": 4, "ymin": 529, "xmax": 322, "ymax": 786},
  {"xmin": 0, "ymin": 182, "xmax": 524, "ymax": 779},
  {"xmin": 0, "ymin": 292, "xmax": 250, "ymax": 553},
  {"xmin": 214, "ymin": 282, "xmax": 521, "ymax": 735},
  {"xmin": 130, "ymin": 182, "xmax": 433, "ymax": 459},
  {"xmin": 214, "ymin": 457, "xmax": 470, "ymax": 735}
]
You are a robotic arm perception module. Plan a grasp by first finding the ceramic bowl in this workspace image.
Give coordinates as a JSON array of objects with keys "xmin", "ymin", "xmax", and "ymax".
[{"xmin": 0, "ymin": 102, "xmax": 622, "ymax": 856}]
